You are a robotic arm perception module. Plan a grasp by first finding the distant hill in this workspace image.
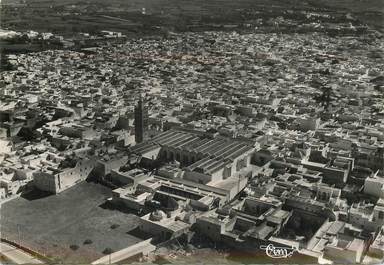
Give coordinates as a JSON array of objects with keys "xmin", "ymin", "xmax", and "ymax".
[
  {"xmin": 1, "ymin": 0, "xmax": 383, "ymax": 35},
  {"xmin": 309, "ymin": 0, "xmax": 383, "ymax": 29}
]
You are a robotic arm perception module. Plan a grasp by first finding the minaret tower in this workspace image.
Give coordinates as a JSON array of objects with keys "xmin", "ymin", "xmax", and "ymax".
[{"xmin": 134, "ymin": 96, "xmax": 147, "ymax": 143}]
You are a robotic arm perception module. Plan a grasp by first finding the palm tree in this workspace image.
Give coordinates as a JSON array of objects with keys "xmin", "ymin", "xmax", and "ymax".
[
  {"xmin": 315, "ymin": 86, "xmax": 332, "ymax": 110},
  {"xmin": 320, "ymin": 86, "xmax": 332, "ymax": 110}
]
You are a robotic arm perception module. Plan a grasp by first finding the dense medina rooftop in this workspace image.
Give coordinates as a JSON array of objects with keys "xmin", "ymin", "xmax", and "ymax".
[
  {"xmin": 2, "ymin": 32, "xmax": 382, "ymax": 107},
  {"xmin": 0, "ymin": 26, "xmax": 384, "ymax": 264}
]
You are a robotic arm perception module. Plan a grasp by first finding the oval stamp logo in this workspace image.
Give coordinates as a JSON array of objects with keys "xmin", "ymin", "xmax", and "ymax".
[{"xmin": 260, "ymin": 244, "xmax": 298, "ymax": 258}]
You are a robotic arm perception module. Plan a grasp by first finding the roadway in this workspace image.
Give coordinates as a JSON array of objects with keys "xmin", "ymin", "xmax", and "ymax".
[{"xmin": 0, "ymin": 242, "xmax": 44, "ymax": 264}]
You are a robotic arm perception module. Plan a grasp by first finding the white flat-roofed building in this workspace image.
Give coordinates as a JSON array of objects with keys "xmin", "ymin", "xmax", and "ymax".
[{"xmin": 364, "ymin": 171, "xmax": 384, "ymax": 198}]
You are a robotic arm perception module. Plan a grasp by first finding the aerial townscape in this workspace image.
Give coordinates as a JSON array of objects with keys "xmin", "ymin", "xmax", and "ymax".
[{"xmin": 0, "ymin": 0, "xmax": 384, "ymax": 264}]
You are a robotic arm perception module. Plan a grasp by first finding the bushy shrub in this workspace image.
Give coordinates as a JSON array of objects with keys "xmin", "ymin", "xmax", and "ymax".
[
  {"xmin": 69, "ymin": 244, "xmax": 79, "ymax": 251},
  {"xmin": 103, "ymin": 247, "xmax": 113, "ymax": 255},
  {"xmin": 83, "ymin": 239, "xmax": 93, "ymax": 245},
  {"xmin": 110, "ymin": 224, "xmax": 120, "ymax": 229}
]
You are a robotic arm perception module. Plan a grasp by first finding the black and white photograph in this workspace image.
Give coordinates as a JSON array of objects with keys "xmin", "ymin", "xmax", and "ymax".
[{"xmin": 0, "ymin": 0, "xmax": 383, "ymax": 264}]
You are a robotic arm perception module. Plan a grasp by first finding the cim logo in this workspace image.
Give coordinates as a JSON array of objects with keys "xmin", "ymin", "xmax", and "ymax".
[{"xmin": 260, "ymin": 244, "xmax": 298, "ymax": 259}]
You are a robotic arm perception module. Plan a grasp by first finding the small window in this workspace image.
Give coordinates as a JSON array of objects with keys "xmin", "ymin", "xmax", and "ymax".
[{"xmin": 379, "ymin": 211, "xmax": 384, "ymax": 220}]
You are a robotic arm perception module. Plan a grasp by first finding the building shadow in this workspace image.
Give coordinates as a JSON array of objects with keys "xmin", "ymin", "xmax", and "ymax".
[
  {"xmin": 98, "ymin": 200, "xmax": 144, "ymax": 216},
  {"xmin": 20, "ymin": 188, "xmax": 53, "ymax": 201},
  {"xmin": 126, "ymin": 227, "xmax": 152, "ymax": 240}
]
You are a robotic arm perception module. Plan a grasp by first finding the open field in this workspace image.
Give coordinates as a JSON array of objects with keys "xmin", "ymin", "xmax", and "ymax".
[
  {"xmin": 1, "ymin": 0, "xmax": 383, "ymax": 36},
  {"xmin": 1, "ymin": 182, "xmax": 142, "ymax": 263}
]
